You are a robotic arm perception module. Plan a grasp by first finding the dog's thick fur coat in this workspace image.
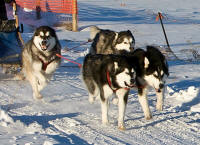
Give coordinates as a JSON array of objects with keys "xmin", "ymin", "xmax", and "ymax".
[
  {"xmin": 21, "ymin": 26, "xmax": 61, "ymax": 99},
  {"xmin": 128, "ymin": 46, "xmax": 169, "ymax": 120},
  {"xmin": 82, "ymin": 54, "xmax": 136, "ymax": 130},
  {"xmin": 90, "ymin": 26, "xmax": 135, "ymax": 54}
]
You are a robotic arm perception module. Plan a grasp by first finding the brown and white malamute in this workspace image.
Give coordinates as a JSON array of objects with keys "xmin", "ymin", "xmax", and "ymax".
[
  {"xmin": 21, "ymin": 26, "xmax": 61, "ymax": 99},
  {"xmin": 90, "ymin": 26, "xmax": 135, "ymax": 54}
]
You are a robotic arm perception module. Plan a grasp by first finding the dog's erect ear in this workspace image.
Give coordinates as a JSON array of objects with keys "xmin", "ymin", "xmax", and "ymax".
[
  {"xmin": 107, "ymin": 61, "xmax": 118, "ymax": 73},
  {"xmin": 33, "ymin": 30, "xmax": 39, "ymax": 36},
  {"xmin": 144, "ymin": 57, "xmax": 149, "ymax": 68},
  {"xmin": 114, "ymin": 62, "xmax": 119, "ymax": 70},
  {"xmin": 114, "ymin": 32, "xmax": 118, "ymax": 40},
  {"xmin": 164, "ymin": 59, "xmax": 169, "ymax": 76},
  {"xmin": 112, "ymin": 32, "xmax": 118, "ymax": 46},
  {"xmin": 127, "ymin": 30, "xmax": 132, "ymax": 34}
]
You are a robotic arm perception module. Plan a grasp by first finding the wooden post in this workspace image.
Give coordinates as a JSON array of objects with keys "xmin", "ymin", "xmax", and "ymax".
[
  {"xmin": 157, "ymin": 12, "xmax": 178, "ymax": 59},
  {"xmin": 158, "ymin": 12, "xmax": 170, "ymax": 49},
  {"xmin": 72, "ymin": 0, "xmax": 78, "ymax": 32},
  {"xmin": 36, "ymin": 0, "xmax": 41, "ymax": 19}
]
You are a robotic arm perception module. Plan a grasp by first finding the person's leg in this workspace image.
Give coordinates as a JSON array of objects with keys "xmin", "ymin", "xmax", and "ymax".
[{"xmin": 0, "ymin": 0, "xmax": 8, "ymax": 20}]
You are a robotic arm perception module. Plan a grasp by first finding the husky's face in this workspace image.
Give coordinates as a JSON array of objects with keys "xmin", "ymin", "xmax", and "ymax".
[
  {"xmin": 33, "ymin": 26, "xmax": 57, "ymax": 51},
  {"xmin": 115, "ymin": 30, "xmax": 135, "ymax": 52},
  {"xmin": 114, "ymin": 62, "xmax": 136, "ymax": 88},
  {"xmin": 144, "ymin": 68, "xmax": 167, "ymax": 92}
]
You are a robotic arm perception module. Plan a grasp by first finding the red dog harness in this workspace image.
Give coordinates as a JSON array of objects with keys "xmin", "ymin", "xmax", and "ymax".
[
  {"xmin": 106, "ymin": 70, "xmax": 130, "ymax": 92},
  {"xmin": 39, "ymin": 57, "xmax": 56, "ymax": 71}
]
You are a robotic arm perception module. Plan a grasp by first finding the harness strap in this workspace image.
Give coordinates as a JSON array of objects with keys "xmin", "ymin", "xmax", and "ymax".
[
  {"xmin": 39, "ymin": 57, "xmax": 56, "ymax": 71},
  {"xmin": 137, "ymin": 85, "xmax": 146, "ymax": 89},
  {"xmin": 106, "ymin": 70, "xmax": 130, "ymax": 92}
]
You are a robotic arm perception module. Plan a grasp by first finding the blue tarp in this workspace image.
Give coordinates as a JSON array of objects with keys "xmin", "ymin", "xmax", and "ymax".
[{"xmin": 0, "ymin": 29, "xmax": 22, "ymax": 63}]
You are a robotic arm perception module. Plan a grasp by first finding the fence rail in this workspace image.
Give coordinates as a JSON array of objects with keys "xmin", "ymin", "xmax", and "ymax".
[
  {"xmin": 15, "ymin": 0, "xmax": 77, "ymax": 14},
  {"xmin": 15, "ymin": 0, "xmax": 78, "ymax": 31}
]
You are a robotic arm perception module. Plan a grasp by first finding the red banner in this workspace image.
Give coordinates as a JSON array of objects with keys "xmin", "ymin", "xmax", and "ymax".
[{"xmin": 15, "ymin": 0, "xmax": 77, "ymax": 14}]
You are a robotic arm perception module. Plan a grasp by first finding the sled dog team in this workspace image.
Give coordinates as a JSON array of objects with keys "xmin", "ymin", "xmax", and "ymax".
[{"xmin": 20, "ymin": 25, "xmax": 169, "ymax": 130}]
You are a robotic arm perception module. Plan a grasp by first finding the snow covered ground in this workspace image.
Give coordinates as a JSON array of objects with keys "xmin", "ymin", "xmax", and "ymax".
[{"xmin": 0, "ymin": 0, "xmax": 200, "ymax": 144}]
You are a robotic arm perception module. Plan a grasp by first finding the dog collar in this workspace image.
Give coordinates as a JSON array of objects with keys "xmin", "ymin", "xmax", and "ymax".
[{"xmin": 106, "ymin": 70, "xmax": 130, "ymax": 92}]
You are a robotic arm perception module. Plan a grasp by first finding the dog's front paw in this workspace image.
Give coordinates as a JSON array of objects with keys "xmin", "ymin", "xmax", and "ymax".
[
  {"xmin": 33, "ymin": 93, "xmax": 43, "ymax": 100},
  {"xmin": 118, "ymin": 123, "xmax": 126, "ymax": 131},
  {"xmin": 89, "ymin": 96, "xmax": 95, "ymax": 104},
  {"xmin": 102, "ymin": 120, "xmax": 109, "ymax": 125},
  {"xmin": 145, "ymin": 114, "xmax": 152, "ymax": 120},
  {"xmin": 112, "ymin": 97, "xmax": 118, "ymax": 105}
]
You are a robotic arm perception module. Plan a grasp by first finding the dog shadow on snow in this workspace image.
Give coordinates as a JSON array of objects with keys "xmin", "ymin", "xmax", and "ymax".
[{"xmin": 12, "ymin": 113, "xmax": 91, "ymax": 145}]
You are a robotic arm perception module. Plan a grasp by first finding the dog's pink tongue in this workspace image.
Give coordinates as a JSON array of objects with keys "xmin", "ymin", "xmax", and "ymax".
[{"xmin": 42, "ymin": 45, "xmax": 47, "ymax": 49}]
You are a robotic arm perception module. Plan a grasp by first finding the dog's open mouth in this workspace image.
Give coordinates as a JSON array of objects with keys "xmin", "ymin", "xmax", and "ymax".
[
  {"xmin": 125, "ymin": 82, "xmax": 135, "ymax": 88},
  {"xmin": 154, "ymin": 87, "xmax": 161, "ymax": 93},
  {"xmin": 40, "ymin": 43, "xmax": 50, "ymax": 51}
]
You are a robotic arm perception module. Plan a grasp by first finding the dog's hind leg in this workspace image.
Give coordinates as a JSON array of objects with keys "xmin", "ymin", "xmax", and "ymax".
[
  {"xmin": 84, "ymin": 79, "xmax": 99, "ymax": 103},
  {"xmin": 138, "ymin": 88, "xmax": 152, "ymax": 120},
  {"xmin": 116, "ymin": 89, "xmax": 129, "ymax": 130},
  {"xmin": 156, "ymin": 88, "xmax": 164, "ymax": 111}
]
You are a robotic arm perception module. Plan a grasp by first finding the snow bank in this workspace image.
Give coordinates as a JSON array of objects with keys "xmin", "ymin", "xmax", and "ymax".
[
  {"xmin": 167, "ymin": 86, "xmax": 200, "ymax": 112},
  {"xmin": 0, "ymin": 108, "xmax": 14, "ymax": 127}
]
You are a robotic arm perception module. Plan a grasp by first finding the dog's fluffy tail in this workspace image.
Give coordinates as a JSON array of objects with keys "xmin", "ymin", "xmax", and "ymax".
[{"xmin": 90, "ymin": 26, "xmax": 100, "ymax": 40}]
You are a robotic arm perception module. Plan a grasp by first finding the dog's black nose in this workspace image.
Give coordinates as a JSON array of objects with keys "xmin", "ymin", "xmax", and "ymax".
[
  {"xmin": 130, "ymin": 47, "xmax": 134, "ymax": 51},
  {"xmin": 131, "ymin": 78, "xmax": 135, "ymax": 83},
  {"xmin": 41, "ymin": 40, "xmax": 47, "ymax": 45},
  {"xmin": 159, "ymin": 83, "xmax": 164, "ymax": 89}
]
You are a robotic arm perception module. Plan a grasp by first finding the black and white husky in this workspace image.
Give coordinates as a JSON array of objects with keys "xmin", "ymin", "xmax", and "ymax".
[
  {"xmin": 129, "ymin": 46, "xmax": 169, "ymax": 120},
  {"xmin": 21, "ymin": 26, "xmax": 61, "ymax": 99},
  {"xmin": 90, "ymin": 26, "xmax": 135, "ymax": 54},
  {"xmin": 82, "ymin": 54, "xmax": 136, "ymax": 130}
]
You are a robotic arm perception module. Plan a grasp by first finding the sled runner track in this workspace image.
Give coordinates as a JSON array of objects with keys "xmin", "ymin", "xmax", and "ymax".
[
  {"xmin": 125, "ymin": 110, "xmax": 200, "ymax": 145},
  {"xmin": 54, "ymin": 74, "xmax": 85, "ymax": 91},
  {"xmin": 0, "ymin": 81, "xmax": 23, "ymax": 100},
  {"xmin": 66, "ymin": 79, "xmax": 86, "ymax": 91},
  {"xmin": 49, "ymin": 117, "xmax": 134, "ymax": 145},
  {"xmin": 50, "ymin": 115, "xmax": 144, "ymax": 145},
  {"xmin": 64, "ymin": 111, "xmax": 195, "ymax": 145},
  {"xmin": 55, "ymin": 71, "xmax": 86, "ymax": 91}
]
